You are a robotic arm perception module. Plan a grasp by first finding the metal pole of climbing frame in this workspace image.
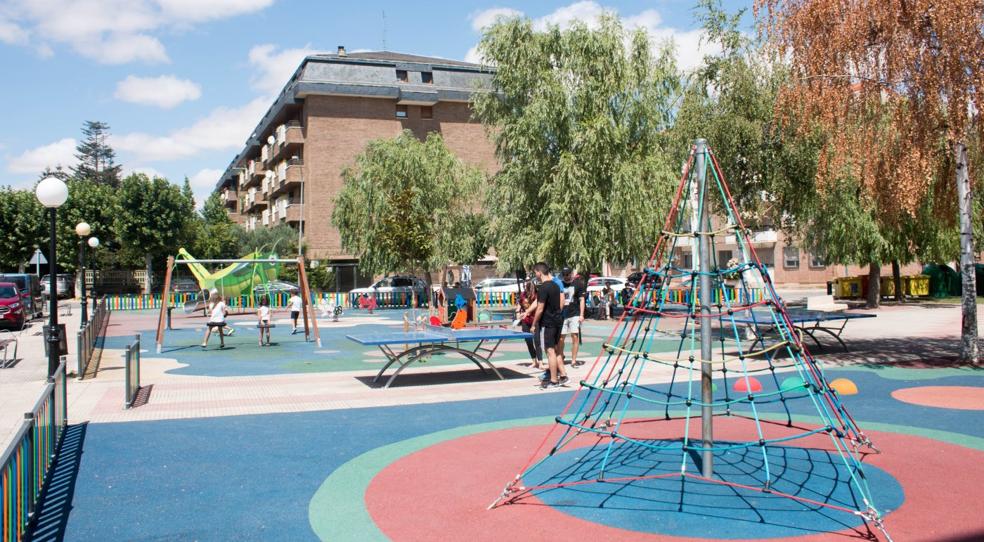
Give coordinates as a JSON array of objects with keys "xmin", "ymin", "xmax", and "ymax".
[{"xmin": 695, "ymin": 138, "xmax": 714, "ymax": 478}]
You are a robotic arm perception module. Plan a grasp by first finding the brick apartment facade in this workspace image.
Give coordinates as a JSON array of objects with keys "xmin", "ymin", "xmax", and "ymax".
[{"xmin": 214, "ymin": 48, "xmax": 497, "ymax": 287}]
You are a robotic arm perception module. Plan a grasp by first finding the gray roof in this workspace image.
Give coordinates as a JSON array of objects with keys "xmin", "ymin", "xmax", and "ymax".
[{"xmin": 319, "ymin": 50, "xmax": 483, "ymax": 69}]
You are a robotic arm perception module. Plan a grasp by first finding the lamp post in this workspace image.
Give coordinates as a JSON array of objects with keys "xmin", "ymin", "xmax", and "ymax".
[
  {"xmin": 75, "ymin": 221, "xmax": 99, "ymax": 326},
  {"xmin": 36, "ymin": 176, "xmax": 68, "ymax": 377}
]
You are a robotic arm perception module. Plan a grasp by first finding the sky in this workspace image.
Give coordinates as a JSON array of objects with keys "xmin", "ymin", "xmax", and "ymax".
[{"xmin": 0, "ymin": 0, "xmax": 752, "ymax": 206}]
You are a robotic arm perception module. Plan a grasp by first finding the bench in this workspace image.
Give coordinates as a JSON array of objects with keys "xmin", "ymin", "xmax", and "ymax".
[{"xmin": 0, "ymin": 331, "xmax": 18, "ymax": 368}]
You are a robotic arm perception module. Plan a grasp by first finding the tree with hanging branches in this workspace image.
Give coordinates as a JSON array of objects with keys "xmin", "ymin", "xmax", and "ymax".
[
  {"xmin": 757, "ymin": 0, "xmax": 983, "ymax": 362},
  {"xmin": 473, "ymin": 14, "xmax": 680, "ymax": 272}
]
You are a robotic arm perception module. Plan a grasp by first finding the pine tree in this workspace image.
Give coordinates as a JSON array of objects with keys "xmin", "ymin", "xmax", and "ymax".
[{"xmin": 72, "ymin": 121, "xmax": 123, "ymax": 187}]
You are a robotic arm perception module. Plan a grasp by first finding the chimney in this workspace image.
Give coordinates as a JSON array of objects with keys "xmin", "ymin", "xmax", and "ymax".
[{"xmin": 337, "ymin": 45, "xmax": 346, "ymax": 56}]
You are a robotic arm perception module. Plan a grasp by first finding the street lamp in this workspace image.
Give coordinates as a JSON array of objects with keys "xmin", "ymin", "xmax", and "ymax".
[
  {"xmin": 75, "ymin": 221, "xmax": 98, "ymax": 325},
  {"xmin": 36, "ymin": 176, "xmax": 68, "ymax": 377}
]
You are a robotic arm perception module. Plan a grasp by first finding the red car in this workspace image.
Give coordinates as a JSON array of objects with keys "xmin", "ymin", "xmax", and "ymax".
[{"xmin": 0, "ymin": 282, "xmax": 26, "ymax": 330}]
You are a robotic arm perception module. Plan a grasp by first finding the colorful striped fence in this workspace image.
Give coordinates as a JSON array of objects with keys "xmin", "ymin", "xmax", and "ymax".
[
  {"xmin": 1, "ymin": 362, "xmax": 67, "ymax": 542},
  {"xmin": 658, "ymin": 287, "xmax": 765, "ymax": 306}
]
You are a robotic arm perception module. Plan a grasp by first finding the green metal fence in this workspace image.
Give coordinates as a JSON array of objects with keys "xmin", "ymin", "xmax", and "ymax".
[
  {"xmin": 76, "ymin": 296, "xmax": 108, "ymax": 379},
  {"xmin": 124, "ymin": 335, "xmax": 141, "ymax": 409},
  {"xmin": 0, "ymin": 362, "xmax": 67, "ymax": 542}
]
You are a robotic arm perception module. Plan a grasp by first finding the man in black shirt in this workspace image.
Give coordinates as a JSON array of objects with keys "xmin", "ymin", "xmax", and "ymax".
[
  {"xmin": 558, "ymin": 267, "xmax": 586, "ymax": 367},
  {"xmin": 531, "ymin": 262, "xmax": 567, "ymax": 388}
]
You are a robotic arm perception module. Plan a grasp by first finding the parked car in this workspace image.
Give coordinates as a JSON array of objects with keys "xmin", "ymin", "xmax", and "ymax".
[
  {"xmin": 587, "ymin": 276, "xmax": 627, "ymax": 294},
  {"xmin": 473, "ymin": 277, "xmax": 525, "ymax": 294},
  {"xmin": 41, "ymin": 274, "xmax": 75, "ymax": 299},
  {"xmin": 351, "ymin": 275, "xmax": 427, "ymax": 298},
  {"xmin": 0, "ymin": 274, "xmax": 42, "ymax": 318},
  {"xmin": 0, "ymin": 282, "xmax": 26, "ymax": 330}
]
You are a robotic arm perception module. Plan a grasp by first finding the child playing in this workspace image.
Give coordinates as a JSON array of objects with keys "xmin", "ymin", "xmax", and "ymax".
[
  {"xmin": 202, "ymin": 294, "xmax": 229, "ymax": 348},
  {"xmin": 257, "ymin": 297, "xmax": 272, "ymax": 346},
  {"xmin": 289, "ymin": 292, "xmax": 303, "ymax": 334}
]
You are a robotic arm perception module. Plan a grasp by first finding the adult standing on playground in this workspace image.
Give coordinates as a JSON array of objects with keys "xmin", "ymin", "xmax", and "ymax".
[
  {"xmin": 289, "ymin": 291, "xmax": 303, "ymax": 334},
  {"xmin": 558, "ymin": 268, "xmax": 586, "ymax": 367},
  {"xmin": 531, "ymin": 262, "xmax": 566, "ymax": 388}
]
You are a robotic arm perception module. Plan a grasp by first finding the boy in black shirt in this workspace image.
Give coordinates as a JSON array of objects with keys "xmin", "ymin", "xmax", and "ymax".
[
  {"xmin": 558, "ymin": 267, "xmax": 586, "ymax": 367},
  {"xmin": 531, "ymin": 262, "xmax": 567, "ymax": 388}
]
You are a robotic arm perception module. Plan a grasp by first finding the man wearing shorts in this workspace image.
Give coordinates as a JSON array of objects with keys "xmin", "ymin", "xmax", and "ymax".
[
  {"xmin": 558, "ymin": 268, "xmax": 586, "ymax": 367},
  {"xmin": 531, "ymin": 262, "xmax": 566, "ymax": 389}
]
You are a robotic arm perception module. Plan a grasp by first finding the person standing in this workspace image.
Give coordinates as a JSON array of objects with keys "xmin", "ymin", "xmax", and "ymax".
[
  {"xmin": 558, "ymin": 268, "xmax": 586, "ymax": 367},
  {"xmin": 257, "ymin": 297, "xmax": 272, "ymax": 346},
  {"xmin": 517, "ymin": 280, "xmax": 543, "ymax": 369},
  {"xmin": 289, "ymin": 291, "xmax": 303, "ymax": 334},
  {"xmin": 531, "ymin": 262, "xmax": 566, "ymax": 388}
]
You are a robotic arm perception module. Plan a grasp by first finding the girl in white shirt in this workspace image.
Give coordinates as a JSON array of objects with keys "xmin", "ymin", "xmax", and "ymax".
[
  {"xmin": 257, "ymin": 297, "xmax": 272, "ymax": 346},
  {"xmin": 201, "ymin": 294, "xmax": 228, "ymax": 347}
]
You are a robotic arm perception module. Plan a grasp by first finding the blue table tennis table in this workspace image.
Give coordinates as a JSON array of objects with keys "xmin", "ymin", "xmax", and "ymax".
[
  {"xmin": 731, "ymin": 309, "xmax": 876, "ymax": 352},
  {"xmin": 346, "ymin": 325, "xmax": 532, "ymax": 388}
]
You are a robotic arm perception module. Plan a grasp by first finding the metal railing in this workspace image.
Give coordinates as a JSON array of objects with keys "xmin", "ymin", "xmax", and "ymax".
[
  {"xmin": 0, "ymin": 361, "xmax": 67, "ymax": 542},
  {"xmin": 76, "ymin": 296, "xmax": 108, "ymax": 380},
  {"xmin": 124, "ymin": 335, "xmax": 140, "ymax": 409}
]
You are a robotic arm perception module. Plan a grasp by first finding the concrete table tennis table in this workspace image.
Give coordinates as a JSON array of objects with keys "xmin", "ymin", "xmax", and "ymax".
[
  {"xmin": 731, "ymin": 309, "xmax": 876, "ymax": 352},
  {"xmin": 346, "ymin": 325, "xmax": 532, "ymax": 388}
]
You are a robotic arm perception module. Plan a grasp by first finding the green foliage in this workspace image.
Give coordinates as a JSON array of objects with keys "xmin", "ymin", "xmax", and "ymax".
[
  {"xmin": 71, "ymin": 121, "xmax": 122, "ymax": 187},
  {"xmin": 237, "ymin": 223, "xmax": 298, "ymax": 256},
  {"xmin": 114, "ymin": 173, "xmax": 195, "ymax": 271},
  {"xmin": 53, "ymin": 179, "xmax": 119, "ymax": 271},
  {"xmin": 0, "ymin": 187, "xmax": 46, "ymax": 271},
  {"xmin": 332, "ymin": 130, "xmax": 485, "ymax": 277},
  {"xmin": 473, "ymin": 14, "xmax": 678, "ymax": 271}
]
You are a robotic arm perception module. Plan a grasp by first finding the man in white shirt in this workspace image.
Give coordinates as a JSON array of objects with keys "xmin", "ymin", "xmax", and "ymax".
[
  {"xmin": 202, "ymin": 294, "xmax": 229, "ymax": 348},
  {"xmin": 289, "ymin": 293, "xmax": 303, "ymax": 334}
]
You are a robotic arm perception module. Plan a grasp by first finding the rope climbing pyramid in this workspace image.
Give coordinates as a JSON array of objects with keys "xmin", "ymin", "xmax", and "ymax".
[{"xmin": 490, "ymin": 139, "xmax": 892, "ymax": 540}]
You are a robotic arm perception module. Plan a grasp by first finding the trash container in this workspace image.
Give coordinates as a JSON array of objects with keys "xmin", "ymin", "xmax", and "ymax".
[
  {"xmin": 838, "ymin": 277, "xmax": 862, "ymax": 298},
  {"xmin": 905, "ymin": 275, "xmax": 930, "ymax": 297},
  {"xmin": 922, "ymin": 264, "xmax": 960, "ymax": 298}
]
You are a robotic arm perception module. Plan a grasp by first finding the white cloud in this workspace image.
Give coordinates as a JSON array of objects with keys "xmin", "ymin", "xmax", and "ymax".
[
  {"xmin": 112, "ymin": 97, "xmax": 268, "ymax": 161},
  {"xmin": 6, "ymin": 138, "xmax": 77, "ymax": 174},
  {"xmin": 248, "ymin": 43, "xmax": 320, "ymax": 96},
  {"xmin": 187, "ymin": 167, "xmax": 223, "ymax": 205},
  {"xmin": 2, "ymin": 0, "xmax": 276, "ymax": 64},
  {"xmin": 465, "ymin": 2, "xmax": 719, "ymax": 74},
  {"xmin": 157, "ymin": 0, "xmax": 274, "ymax": 22},
  {"xmin": 469, "ymin": 7, "xmax": 522, "ymax": 32},
  {"xmin": 464, "ymin": 45, "xmax": 482, "ymax": 65},
  {"xmin": 115, "ymin": 74, "xmax": 202, "ymax": 108},
  {"xmin": 0, "ymin": 17, "xmax": 28, "ymax": 44}
]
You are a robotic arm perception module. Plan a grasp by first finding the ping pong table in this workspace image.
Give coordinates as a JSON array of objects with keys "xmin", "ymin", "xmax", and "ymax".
[
  {"xmin": 731, "ymin": 309, "xmax": 875, "ymax": 352},
  {"xmin": 346, "ymin": 325, "xmax": 532, "ymax": 388}
]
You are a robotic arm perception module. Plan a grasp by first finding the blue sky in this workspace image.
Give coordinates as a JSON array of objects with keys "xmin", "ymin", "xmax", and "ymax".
[{"xmin": 0, "ymin": 0, "xmax": 751, "ymax": 205}]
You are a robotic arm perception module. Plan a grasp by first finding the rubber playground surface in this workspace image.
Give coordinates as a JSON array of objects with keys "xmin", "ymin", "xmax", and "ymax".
[{"xmin": 31, "ymin": 308, "xmax": 984, "ymax": 541}]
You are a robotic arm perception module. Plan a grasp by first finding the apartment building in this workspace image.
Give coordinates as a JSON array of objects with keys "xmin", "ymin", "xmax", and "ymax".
[{"xmin": 214, "ymin": 47, "xmax": 497, "ymax": 286}]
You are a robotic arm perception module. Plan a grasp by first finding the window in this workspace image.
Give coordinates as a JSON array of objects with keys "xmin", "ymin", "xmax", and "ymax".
[
  {"xmin": 783, "ymin": 247, "xmax": 800, "ymax": 269},
  {"xmin": 396, "ymin": 69, "xmax": 408, "ymax": 82},
  {"xmin": 682, "ymin": 254, "xmax": 693, "ymax": 269},
  {"xmin": 717, "ymin": 250, "xmax": 733, "ymax": 266},
  {"xmin": 396, "ymin": 104, "xmax": 408, "ymax": 118},
  {"xmin": 809, "ymin": 254, "xmax": 826, "ymax": 269},
  {"xmin": 420, "ymin": 106, "xmax": 433, "ymax": 119},
  {"xmin": 421, "ymin": 71, "xmax": 433, "ymax": 84},
  {"xmin": 393, "ymin": 277, "xmax": 413, "ymax": 287},
  {"xmin": 757, "ymin": 249, "xmax": 775, "ymax": 268}
]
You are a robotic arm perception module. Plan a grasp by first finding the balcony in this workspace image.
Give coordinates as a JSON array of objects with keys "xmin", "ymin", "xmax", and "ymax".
[
  {"xmin": 223, "ymin": 188, "xmax": 237, "ymax": 209},
  {"xmin": 243, "ymin": 191, "xmax": 268, "ymax": 213},
  {"xmin": 281, "ymin": 204, "xmax": 303, "ymax": 224},
  {"xmin": 270, "ymin": 159, "xmax": 304, "ymax": 198},
  {"xmin": 272, "ymin": 121, "xmax": 304, "ymax": 161},
  {"xmin": 725, "ymin": 229, "xmax": 778, "ymax": 246}
]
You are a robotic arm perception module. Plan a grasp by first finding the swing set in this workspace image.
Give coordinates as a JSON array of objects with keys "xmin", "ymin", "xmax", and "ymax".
[{"xmin": 154, "ymin": 254, "xmax": 322, "ymax": 353}]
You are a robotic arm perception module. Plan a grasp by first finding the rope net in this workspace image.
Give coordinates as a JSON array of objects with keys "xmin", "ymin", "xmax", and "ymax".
[{"xmin": 490, "ymin": 143, "xmax": 891, "ymax": 539}]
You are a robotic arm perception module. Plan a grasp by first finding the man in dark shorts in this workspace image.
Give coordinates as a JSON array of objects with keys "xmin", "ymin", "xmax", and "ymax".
[{"xmin": 531, "ymin": 262, "xmax": 567, "ymax": 388}]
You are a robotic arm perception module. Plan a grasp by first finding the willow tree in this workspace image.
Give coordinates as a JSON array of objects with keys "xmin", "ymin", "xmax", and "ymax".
[
  {"xmin": 758, "ymin": 0, "xmax": 983, "ymax": 362},
  {"xmin": 332, "ymin": 131, "xmax": 486, "ymax": 286},
  {"xmin": 473, "ymin": 14, "xmax": 679, "ymax": 272}
]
